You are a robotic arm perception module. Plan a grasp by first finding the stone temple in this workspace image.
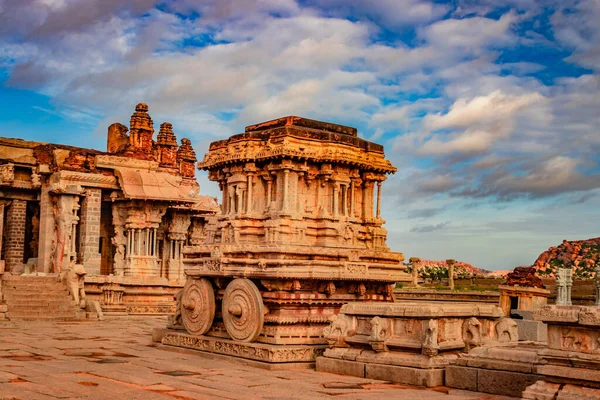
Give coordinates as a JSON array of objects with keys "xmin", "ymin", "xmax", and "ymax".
[
  {"xmin": 0, "ymin": 103, "xmax": 217, "ymax": 317},
  {"xmin": 3, "ymin": 104, "xmax": 600, "ymax": 399}
]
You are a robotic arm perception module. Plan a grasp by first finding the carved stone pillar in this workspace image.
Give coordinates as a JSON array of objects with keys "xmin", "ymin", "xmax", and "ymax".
[
  {"xmin": 446, "ymin": 259, "xmax": 455, "ymax": 290},
  {"xmin": 78, "ymin": 188, "xmax": 102, "ymax": 275},
  {"xmin": 0, "ymin": 201, "xmax": 7, "ymax": 265},
  {"xmin": 264, "ymin": 176, "xmax": 273, "ymax": 212},
  {"xmin": 51, "ymin": 188, "xmax": 83, "ymax": 274},
  {"xmin": 333, "ymin": 184, "xmax": 339, "ymax": 217},
  {"xmin": 246, "ymin": 174, "xmax": 253, "ymax": 214},
  {"xmin": 362, "ymin": 180, "xmax": 374, "ymax": 220},
  {"xmin": 282, "ymin": 169, "xmax": 290, "ymax": 213},
  {"xmin": 4, "ymin": 199, "xmax": 26, "ymax": 271},
  {"xmin": 376, "ymin": 181, "xmax": 382, "ymax": 219},
  {"xmin": 166, "ymin": 212, "xmax": 191, "ymax": 281},
  {"xmin": 349, "ymin": 181, "xmax": 355, "ymax": 218},
  {"xmin": 556, "ymin": 268, "xmax": 573, "ymax": 306},
  {"xmin": 111, "ymin": 204, "xmax": 127, "ymax": 276},
  {"xmin": 37, "ymin": 181, "xmax": 55, "ymax": 273}
]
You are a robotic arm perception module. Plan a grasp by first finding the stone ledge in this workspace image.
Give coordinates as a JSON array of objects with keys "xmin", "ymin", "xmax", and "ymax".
[
  {"xmin": 161, "ymin": 331, "xmax": 326, "ymax": 364},
  {"xmin": 445, "ymin": 364, "xmax": 543, "ymax": 397},
  {"xmin": 317, "ymin": 356, "xmax": 445, "ymax": 387}
]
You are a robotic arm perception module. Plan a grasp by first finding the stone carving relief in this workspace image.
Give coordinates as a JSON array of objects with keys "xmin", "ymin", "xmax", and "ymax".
[
  {"xmin": 370, "ymin": 316, "xmax": 390, "ymax": 352},
  {"xmin": 167, "ymin": 289, "xmax": 184, "ymax": 330},
  {"xmin": 462, "ymin": 317, "xmax": 482, "ymax": 350},
  {"xmin": 495, "ymin": 317, "xmax": 519, "ymax": 343},
  {"xmin": 422, "ymin": 319, "xmax": 439, "ymax": 356},
  {"xmin": 0, "ymin": 163, "xmax": 14, "ymax": 185},
  {"xmin": 60, "ymin": 263, "xmax": 86, "ymax": 309},
  {"xmin": 323, "ymin": 314, "xmax": 356, "ymax": 347},
  {"xmin": 111, "ymin": 205, "xmax": 127, "ymax": 276}
]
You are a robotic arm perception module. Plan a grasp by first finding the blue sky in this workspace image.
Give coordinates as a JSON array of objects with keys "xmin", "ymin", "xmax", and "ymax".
[{"xmin": 0, "ymin": 0, "xmax": 598, "ymax": 270}]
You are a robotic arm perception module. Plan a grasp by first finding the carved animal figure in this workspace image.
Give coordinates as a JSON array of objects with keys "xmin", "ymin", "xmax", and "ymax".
[{"xmin": 61, "ymin": 263, "xmax": 86, "ymax": 309}]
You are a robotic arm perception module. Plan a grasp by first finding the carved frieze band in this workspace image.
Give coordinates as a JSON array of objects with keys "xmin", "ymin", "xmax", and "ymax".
[{"xmin": 162, "ymin": 332, "xmax": 325, "ymax": 363}]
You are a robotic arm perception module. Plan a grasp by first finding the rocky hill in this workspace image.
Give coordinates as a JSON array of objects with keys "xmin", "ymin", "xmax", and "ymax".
[
  {"xmin": 533, "ymin": 237, "xmax": 600, "ymax": 279},
  {"xmin": 411, "ymin": 259, "xmax": 490, "ymax": 279}
]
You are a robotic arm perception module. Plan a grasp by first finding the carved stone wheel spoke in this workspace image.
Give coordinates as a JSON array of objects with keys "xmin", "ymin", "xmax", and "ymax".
[
  {"xmin": 223, "ymin": 279, "xmax": 264, "ymax": 342},
  {"xmin": 181, "ymin": 278, "xmax": 215, "ymax": 336}
]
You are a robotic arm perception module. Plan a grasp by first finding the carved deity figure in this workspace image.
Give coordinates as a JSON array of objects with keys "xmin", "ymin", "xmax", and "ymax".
[{"xmin": 111, "ymin": 206, "xmax": 126, "ymax": 276}]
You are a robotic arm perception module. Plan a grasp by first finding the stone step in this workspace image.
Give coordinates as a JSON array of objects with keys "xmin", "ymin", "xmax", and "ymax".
[
  {"xmin": 7, "ymin": 313, "xmax": 79, "ymax": 320},
  {"xmin": 2, "ymin": 287, "xmax": 69, "ymax": 293},
  {"xmin": 3, "ymin": 295, "xmax": 72, "ymax": 304},
  {"xmin": 4, "ymin": 299, "xmax": 76, "ymax": 307},
  {"xmin": 3, "ymin": 282, "xmax": 66, "ymax": 288},
  {"xmin": 2, "ymin": 276, "xmax": 59, "ymax": 282},
  {"xmin": 8, "ymin": 305, "xmax": 79, "ymax": 313}
]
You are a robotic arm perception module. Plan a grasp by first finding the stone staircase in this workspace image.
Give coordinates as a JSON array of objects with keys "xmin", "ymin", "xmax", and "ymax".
[{"xmin": 1, "ymin": 274, "xmax": 85, "ymax": 320}]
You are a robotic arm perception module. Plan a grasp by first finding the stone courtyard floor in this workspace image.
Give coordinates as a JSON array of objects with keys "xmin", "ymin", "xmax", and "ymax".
[{"xmin": 0, "ymin": 317, "xmax": 516, "ymax": 400}]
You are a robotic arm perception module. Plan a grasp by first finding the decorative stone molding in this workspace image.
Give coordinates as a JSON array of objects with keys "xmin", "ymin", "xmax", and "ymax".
[{"xmin": 162, "ymin": 332, "xmax": 325, "ymax": 363}]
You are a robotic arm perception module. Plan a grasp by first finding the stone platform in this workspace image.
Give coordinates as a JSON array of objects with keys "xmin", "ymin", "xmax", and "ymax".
[
  {"xmin": 160, "ymin": 331, "xmax": 326, "ymax": 368},
  {"xmin": 446, "ymin": 305, "xmax": 600, "ymax": 398},
  {"xmin": 1, "ymin": 316, "xmax": 509, "ymax": 400},
  {"xmin": 316, "ymin": 301, "xmax": 517, "ymax": 387}
]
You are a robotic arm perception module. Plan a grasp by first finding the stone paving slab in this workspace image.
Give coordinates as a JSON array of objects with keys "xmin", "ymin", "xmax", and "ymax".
[{"xmin": 0, "ymin": 316, "xmax": 517, "ymax": 399}]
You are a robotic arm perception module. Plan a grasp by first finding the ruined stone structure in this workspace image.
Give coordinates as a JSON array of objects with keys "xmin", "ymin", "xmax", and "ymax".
[
  {"xmin": 162, "ymin": 116, "xmax": 408, "ymax": 365},
  {"xmin": 0, "ymin": 103, "xmax": 218, "ymax": 316},
  {"xmin": 556, "ymin": 267, "xmax": 574, "ymax": 306},
  {"xmin": 317, "ymin": 302, "xmax": 517, "ymax": 387}
]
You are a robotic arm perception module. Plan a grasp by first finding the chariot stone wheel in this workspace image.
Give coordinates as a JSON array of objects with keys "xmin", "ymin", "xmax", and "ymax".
[
  {"xmin": 181, "ymin": 278, "xmax": 215, "ymax": 336},
  {"xmin": 222, "ymin": 279, "xmax": 264, "ymax": 342}
]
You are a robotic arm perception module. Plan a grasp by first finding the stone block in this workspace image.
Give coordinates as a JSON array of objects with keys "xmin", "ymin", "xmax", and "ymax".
[
  {"xmin": 152, "ymin": 328, "xmax": 170, "ymax": 343},
  {"xmin": 512, "ymin": 310, "xmax": 534, "ymax": 320},
  {"xmin": 477, "ymin": 369, "xmax": 542, "ymax": 397},
  {"xmin": 557, "ymin": 384, "xmax": 600, "ymax": 400},
  {"xmin": 365, "ymin": 363, "xmax": 444, "ymax": 387},
  {"xmin": 516, "ymin": 319, "xmax": 547, "ymax": 342},
  {"xmin": 316, "ymin": 357, "xmax": 365, "ymax": 378},
  {"xmin": 522, "ymin": 381, "xmax": 560, "ymax": 400},
  {"xmin": 445, "ymin": 365, "xmax": 477, "ymax": 391},
  {"xmin": 536, "ymin": 364, "xmax": 600, "ymax": 383},
  {"xmin": 0, "ymin": 304, "xmax": 7, "ymax": 312}
]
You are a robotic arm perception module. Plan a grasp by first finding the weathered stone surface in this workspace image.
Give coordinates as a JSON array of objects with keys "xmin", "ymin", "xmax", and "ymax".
[
  {"xmin": 365, "ymin": 363, "xmax": 445, "ymax": 387},
  {"xmin": 516, "ymin": 319, "xmax": 548, "ymax": 342},
  {"xmin": 534, "ymin": 305, "xmax": 600, "ymax": 353},
  {"xmin": 445, "ymin": 365, "xmax": 477, "ymax": 391},
  {"xmin": 0, "ymin": 316, "xmax": 470, "ymax": 399},
  {"xmin": 162, "ymin": 331, "xmax": 326, "ymax": 364},
  {"xmin": 477, "ymin": 369, "xmax": 543, "ymax": 397},
  {"xmin": 557, "ymin": 384, "xmax": 600, "ymax": 400},
  {"xmin": 522, "ymin": 381, "xmax": 560, "ymax": 400},
  {"xmin": 320, "ymin": 300, "xmax": 516, "ymax": 388},
  {"xmin": 316, "ymin": 357, "xmax": 365, "ymax": 378}
]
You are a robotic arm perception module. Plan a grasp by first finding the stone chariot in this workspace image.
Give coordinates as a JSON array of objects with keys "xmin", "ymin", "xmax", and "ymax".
[{"xmin": 166, "ymin": 117, "xmax": 409, "ymax": 364}]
